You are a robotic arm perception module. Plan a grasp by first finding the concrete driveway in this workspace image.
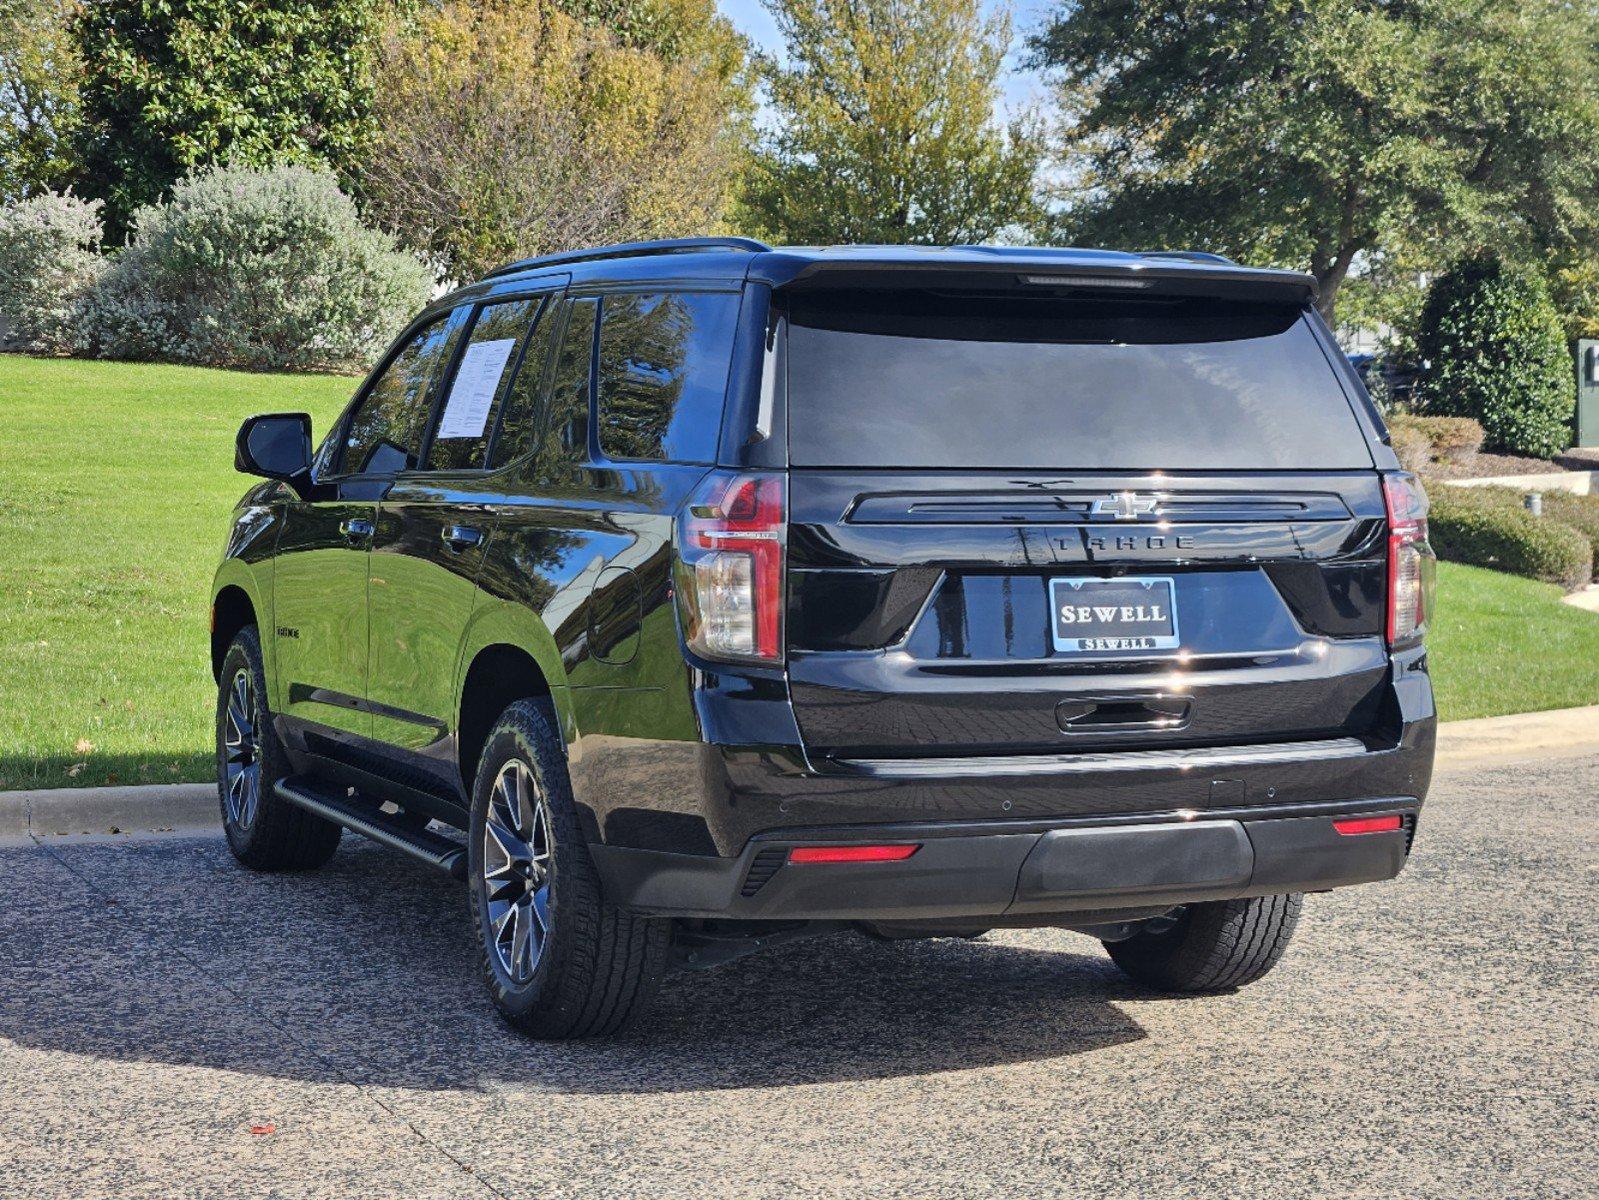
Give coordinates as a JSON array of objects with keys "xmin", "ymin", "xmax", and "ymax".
[{"xmin": 2, "ymin": 752, "xmax": 1595, "ymax": 1199}]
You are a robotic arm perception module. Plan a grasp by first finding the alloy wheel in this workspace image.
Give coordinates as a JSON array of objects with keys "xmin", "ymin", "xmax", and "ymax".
[
  {"xmin": 482, "ymin": 759, "xmax": 554, "ymax": 984},
  {"xmin": 223, "ymin": 667, "xmax": 262, "ymax": 828}
]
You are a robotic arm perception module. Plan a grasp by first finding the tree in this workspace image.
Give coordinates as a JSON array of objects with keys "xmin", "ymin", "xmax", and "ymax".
[
  {"xmin": 556, "ymin": 0, "xmax": 717, "ymax": 57},
  {"xmin": 73, "ymin": 0, "xmax": 383, "ymax": 238},
  {"xmin": 360, "ymin": 0, "xmax": 746, "ymax": 280},
  {"xmin": 1416, "ymin": 255, "xmax": 1572, "ymax": 458},
  {"xmin": 1030, "ymin": 0, "xmax": 1599, "ymax": 320},
  {"xmin": 0, "ymin": 0, "xmax": 82, "ymax": 201},
  {"xmin": 740, "ymin": 0, "xmax": 1045, "ymax": 245}
]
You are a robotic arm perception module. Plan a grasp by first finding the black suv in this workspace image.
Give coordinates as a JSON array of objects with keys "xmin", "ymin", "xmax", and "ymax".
[{"xmin": 212, "ymin": 239, "xmax": 1436, "ymax": 1038}]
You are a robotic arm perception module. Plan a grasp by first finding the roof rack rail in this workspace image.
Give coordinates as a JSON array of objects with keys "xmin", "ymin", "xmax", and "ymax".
[
  {"xmin": 485, "ymin": 237, "xmax": 772, "ymax": 280},
  {"xmin": 1137, "ymin": 249, "xmax": 1237, "ymax": 265}
]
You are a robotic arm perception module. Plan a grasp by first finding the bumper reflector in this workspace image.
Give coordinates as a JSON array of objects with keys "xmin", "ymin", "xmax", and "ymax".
[
  {"xmin": 788, "ymin": 844, "xmax": 921, "ymax": 864},
  {"xmin": 1333, "ymin": 815, "xmax": 1403, "ymax": 836}
]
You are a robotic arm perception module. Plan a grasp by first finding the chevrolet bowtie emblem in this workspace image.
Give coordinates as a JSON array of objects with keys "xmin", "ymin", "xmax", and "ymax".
[{"xmin": 1091, "ymin": 492, "xmax": 1160, "ymax": 520}]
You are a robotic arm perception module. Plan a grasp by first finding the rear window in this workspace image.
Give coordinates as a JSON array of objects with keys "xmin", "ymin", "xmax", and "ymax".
[{"xmin": 785, "ymin": 291, "xmax": 1372, "ymax": 470}]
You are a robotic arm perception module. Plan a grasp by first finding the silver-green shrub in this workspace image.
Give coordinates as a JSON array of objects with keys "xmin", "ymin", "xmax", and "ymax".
[
  {"xmin": 80, "ymin": 164, "xmax": 433, "ymax": 372},
  {"xmin": 0, "ymin": 192, "xmax": 106, "ymax": 355}
]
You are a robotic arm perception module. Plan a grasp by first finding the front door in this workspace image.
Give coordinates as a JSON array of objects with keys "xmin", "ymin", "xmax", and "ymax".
[
  {"xmin": 271, "ymin": 486, "xmax": 378, "ymax": 739},
  {"xmin": 273, "ymin": 309, "xmax": 462, "ymax": 745}
]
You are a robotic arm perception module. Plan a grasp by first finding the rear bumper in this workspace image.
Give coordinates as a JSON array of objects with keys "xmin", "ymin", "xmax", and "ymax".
[{"xmin": 590, "ymin": 797, "xmax": 1420, "ymax": 921}]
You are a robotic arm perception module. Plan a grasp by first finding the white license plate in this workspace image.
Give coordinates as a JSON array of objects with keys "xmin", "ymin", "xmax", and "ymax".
[{"xmin": 1050, "ymin": 576, "xmax": 1180, "ymax": 653}]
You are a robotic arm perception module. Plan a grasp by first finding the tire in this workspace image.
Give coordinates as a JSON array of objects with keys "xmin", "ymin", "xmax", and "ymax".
[
  {"xmin": 216, "ymin": 625, "xmax": 342, "ymax": 871},
  {"xmin": 467, "ymin": 699, "xmax": 670, "ymax": 1039},
  {"xmin": 1104, "ymin": 894, "xmax": 1303, "ymax": 992}
]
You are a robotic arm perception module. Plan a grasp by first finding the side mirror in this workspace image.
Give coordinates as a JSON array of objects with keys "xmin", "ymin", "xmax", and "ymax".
[{"xmin": 236, "ymin": 412, "xmax": 312, "ymax": 482}]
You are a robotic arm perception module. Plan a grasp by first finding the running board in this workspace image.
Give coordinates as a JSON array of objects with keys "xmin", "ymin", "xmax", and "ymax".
[{"xmin": 273, "ymin": 776, "xmax": 467, "ymax": 880}]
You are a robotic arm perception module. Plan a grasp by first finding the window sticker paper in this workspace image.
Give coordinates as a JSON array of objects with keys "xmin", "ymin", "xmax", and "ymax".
[{"xmin": 436, "ymin": 338, "xmax": 517, "ymax": 439}]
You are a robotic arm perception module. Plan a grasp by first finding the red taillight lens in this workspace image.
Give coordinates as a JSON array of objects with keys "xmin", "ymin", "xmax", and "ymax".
[
  {"xmin": 788, "ymin": 844, "xmax": 921, "ymax": 864},
  {"xmin": 1383, "ymin": 472, "xmax": 1435, "ymax": 647},
  {"xmin": 676, "ymin": 471, "xmax": 786, "ymax": 664},
  {"xmin": 1334, "ymin": 814, "xmax": 1403, "ymax": 836}
]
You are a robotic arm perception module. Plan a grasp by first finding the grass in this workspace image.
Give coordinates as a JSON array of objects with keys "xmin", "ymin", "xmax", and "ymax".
[
  {"xmin": 1426, "ymin": 560, "xmax": 1599, "ymax": 720},
  {"xmin": 0, "ymin": 356, "xmax": 350, "ymax": 791},
  {"xmin": 0, "ymin": 355, "xmax": 1594, "ymax": 790}
]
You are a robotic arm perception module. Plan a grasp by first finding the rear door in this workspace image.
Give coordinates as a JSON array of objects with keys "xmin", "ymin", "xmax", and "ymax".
[
  {"xmin": 778, "ymin": 286, "xmax": 1390, "ymax": 762},
  {"xmin": 367, "ymin": 289, "xmax": 561, "ymax": 762}
]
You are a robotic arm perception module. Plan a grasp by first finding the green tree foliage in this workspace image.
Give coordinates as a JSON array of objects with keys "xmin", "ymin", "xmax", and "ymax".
[
  {"xmin": 73, "ymin": 0, "xmax": 383, "ymax": 237},
  {"xmin": 1416, "ymin": 255, "xmax": 1573, "ymax": 459},
  {"xmin": 741, "ymin": 0, "xmax": 1045, "ymax": 245},
  {"xmin": 361, "ymin": 0, "xmax": 746, "ymax": 280},
  {"xmin": 1031, "ymin": 0, "xmax": 1599, "ymax": 320},
  {"xmin": 0, "ymin": 0, "xmax": 82, "ymax": 200},
  {"xmin": 556, "ymin": 0, "xmax": 714, "ymax": 56}
]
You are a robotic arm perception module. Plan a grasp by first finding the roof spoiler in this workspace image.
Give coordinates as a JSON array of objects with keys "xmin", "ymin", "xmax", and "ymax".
[{"xmin": 765, "ymin": 250, "xmax": 1318, "ymax": 305}]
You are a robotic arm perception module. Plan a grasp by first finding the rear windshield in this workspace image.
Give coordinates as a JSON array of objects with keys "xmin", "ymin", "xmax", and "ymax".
[{"xmin": 785, "ymin": 291, "xmax": 1372, "ymax": 470}]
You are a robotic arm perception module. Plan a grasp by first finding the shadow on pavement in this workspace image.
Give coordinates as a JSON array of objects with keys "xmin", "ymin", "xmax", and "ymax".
[{"xmin": 1, "ymin": 835, "xmax": 1147, "ymax": 1095}]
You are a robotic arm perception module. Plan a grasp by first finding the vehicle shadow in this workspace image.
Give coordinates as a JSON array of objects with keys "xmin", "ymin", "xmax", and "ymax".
[{"xmin": 2, "ymin": 835, "xmax": 1148, "ymax": 1095}]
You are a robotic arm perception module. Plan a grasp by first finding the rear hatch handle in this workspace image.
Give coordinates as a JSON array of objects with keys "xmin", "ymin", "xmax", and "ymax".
[{"xmin": 1055, "ymin": 694, "xmax": 1192, "ymax": 733}]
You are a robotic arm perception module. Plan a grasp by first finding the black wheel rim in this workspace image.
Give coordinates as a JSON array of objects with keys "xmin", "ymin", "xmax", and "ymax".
[
  {"xmin": 482, "ymin": 759, "xmax": 553, "ymax": 984},
  {"xmin": 223, "ymin": 666, "xmax": 261, "ymax": 829}
]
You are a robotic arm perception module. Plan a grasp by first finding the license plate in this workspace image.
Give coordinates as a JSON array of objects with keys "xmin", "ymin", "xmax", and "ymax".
[{"xmin": 1049, "ymin": 576, "xmax": 1180, "ymax": 653}]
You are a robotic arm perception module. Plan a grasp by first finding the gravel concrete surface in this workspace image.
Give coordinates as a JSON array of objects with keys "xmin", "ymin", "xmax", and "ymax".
[{"xmin": 2, "ymin": 753, "xmax": 1594, "ymax": 1200}]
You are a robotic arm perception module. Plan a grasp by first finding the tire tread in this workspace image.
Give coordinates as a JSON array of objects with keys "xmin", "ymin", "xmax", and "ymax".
[
  {"xmin": 1106, "ymin": 894, "xmax": 1302, "ymax": 992},
  {"xmin": 470, "ymin": 699, "xmax": 669, "ymax": 1039},
  {"xmin": 218, "ymin": 626, "xmax": 341, "ymax": 872}
]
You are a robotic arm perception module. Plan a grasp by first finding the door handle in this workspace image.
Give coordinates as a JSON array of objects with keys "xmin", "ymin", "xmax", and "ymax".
[
  {"xmin": 441, "ymin": 524, "xmax": 484, "ymax": 552},
  {"xmin": 339, "ymin": 517, "xmax": 374, "ymax": 544}
]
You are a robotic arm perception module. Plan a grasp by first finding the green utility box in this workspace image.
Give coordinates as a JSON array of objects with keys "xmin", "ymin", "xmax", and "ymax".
[{"xmin": 1579, "ymin": 340, "xmax": 1599, "ymax": 446}]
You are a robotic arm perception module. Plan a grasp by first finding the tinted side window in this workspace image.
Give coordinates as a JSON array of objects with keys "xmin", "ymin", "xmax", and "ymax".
[
  {"xmin": 489, "ymin": 299, "xmax": 568, "ymax": 470},
  {"xmin": 339, "ymin": 316, "xmax": 454, "ymax": 476},
  {"xmin": 595, "ymin": 291, "xmax": 740, "ymax": 463},
  {"xmin": 524, "ymin": 297, "xmax": 598, "ymax": 484},
  {"xmin": 425, "ymin": 296, "xmax": 546, "ymax": 472}
]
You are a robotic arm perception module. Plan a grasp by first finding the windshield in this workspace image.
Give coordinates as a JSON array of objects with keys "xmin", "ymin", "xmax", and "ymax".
[{"xmin": 784, "ymin": 290, "xmax": 1373, "ymax": 471}]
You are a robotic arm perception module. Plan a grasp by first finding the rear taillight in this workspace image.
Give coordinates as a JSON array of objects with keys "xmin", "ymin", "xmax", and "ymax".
[
  {"xmin": 676, "ymin": 471, "xmax": 786, "ymax": 664},
  {"xmin": 1383, "ymin": 472, "xmax": 1435, "ymax": 648}
]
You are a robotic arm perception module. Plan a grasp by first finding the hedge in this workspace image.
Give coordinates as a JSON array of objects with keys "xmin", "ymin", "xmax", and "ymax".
[
  {"xmin": 1415, "ymin": 256, "xmax": 1573, "ymax": 459},
  {"xmin": 1445, "ymin": 485, "xmax": 1599, "ymax": 577},
  {"xmin": 1428, "ymin": 487, "xmax": 1593, "ymax": 590},
  {"xmin": 1387, "ymin": 414, "xmax": 1484, "ymax": 465},
  {"xmin": 1538, "ymin": 492, "xmax": 1599, "ymax": 576},
  {"xmin": 0, "ymin": 192, "xmax": 105, "ymax": 355},
  {"xmin": 1, "ymin": 166, "xmax": 433, "ymax": 373}
]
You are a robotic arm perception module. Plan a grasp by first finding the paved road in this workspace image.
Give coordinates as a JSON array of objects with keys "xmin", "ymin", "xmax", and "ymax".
[{"xmin": 2, "ymin": 754, "xmax": 1595, "ymax": 1199}]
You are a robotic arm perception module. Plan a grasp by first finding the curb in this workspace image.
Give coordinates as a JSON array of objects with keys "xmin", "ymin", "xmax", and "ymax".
[
  {"xmin": 0, "ymin": 783, "xmax": 215, "ymax": 841},
  {"xmin": 1432, "ymin": 704, "xmax": 1599, "ymax": 769},
  {"xmin": 4, "ymin": 705, "xmax": 1598, "ymax": 839}
]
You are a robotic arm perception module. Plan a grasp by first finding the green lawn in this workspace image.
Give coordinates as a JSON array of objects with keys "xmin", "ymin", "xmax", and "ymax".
[
  {"xmin": 1426, "ymin": 560, "xmax": 1599, "ymax": 720},
  {"xmin": 0, "ymin": 356, "xmax": 351, "ymax": 791},
  {"xmin": 0, "ymin": 355, "xmax": 1594, "ymax": 790}
]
